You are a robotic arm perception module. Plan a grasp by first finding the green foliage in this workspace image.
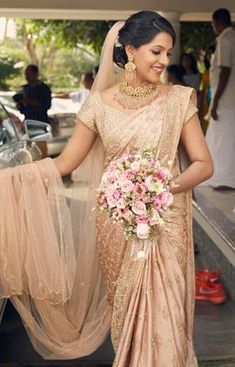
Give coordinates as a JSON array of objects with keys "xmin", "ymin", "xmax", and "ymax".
[
  {"xmin": 1, "ymin": 19, "xmax": 103, "ymax": 92},
  {"xmin": 15, "ymin": 19, "xmax": 111, "ymax": 53},
  {"xmin": 180, "ymin": 22, "xmax": 216, "ymax": 73},
  {"xmin": 181, "ymin": 22, "xmax": 215, "ymax": 55},
  {"xmin": 0, "ymin": 39, "xmax": 27, "ymax": 90}
]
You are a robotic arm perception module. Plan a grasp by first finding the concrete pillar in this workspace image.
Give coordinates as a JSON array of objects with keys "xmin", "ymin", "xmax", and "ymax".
[{"xmin": 160, "ymin": 11, "xmax": 181, "ymax": 64}]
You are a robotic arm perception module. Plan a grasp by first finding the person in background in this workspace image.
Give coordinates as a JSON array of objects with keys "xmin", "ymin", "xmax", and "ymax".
[
  {"xmin": 13, "ymin": 64, "xmax": 51, "ymax": 123},
  {"xmin": 204, "ymin": 8, "xmax": 235, "ymax": 189},
  {"xmin": 166, "ymin": 64, "xmax": 186, "ymax": 86},
  {"xmin": 198, "ymin": 44, "xmax": 216, "ymax": 134},
  {"xmin": 180, "ymin": 53, "xmax": 201, "ymax": 91},
  {"xmin": 54, "ymin": 72, "xmax": 94, "ymax": 105}
]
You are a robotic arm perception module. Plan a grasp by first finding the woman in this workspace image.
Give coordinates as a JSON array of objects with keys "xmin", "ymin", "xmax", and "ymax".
[
  {"xmin": 198, "ymin": 44, "xmax": 216, "ymax": 134},
  {"xmin": 180, "ymin": 53, "xmax": 201, "ymax": 92},
  {"xmin": 0, "ymin": 11, "xmax": 213, "ymax": 366}
]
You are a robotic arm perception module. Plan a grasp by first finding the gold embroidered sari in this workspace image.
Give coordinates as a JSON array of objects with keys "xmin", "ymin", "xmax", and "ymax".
[
  {"xmin": 0, "ymin": 84, "xmax": 198, "ymax": 365},
  {"xmin": 77, "ymin": 85, "xmax": 198, "ymax": 366}
]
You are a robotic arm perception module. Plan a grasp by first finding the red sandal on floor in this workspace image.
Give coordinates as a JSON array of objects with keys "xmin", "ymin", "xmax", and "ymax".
[
  {"xmin": 196, "ymin": 269, "xmax": 221, "ymax": 284},
  {"xmin": 195, "ymin": 277, "xmax": 226, "ymax": 304}
]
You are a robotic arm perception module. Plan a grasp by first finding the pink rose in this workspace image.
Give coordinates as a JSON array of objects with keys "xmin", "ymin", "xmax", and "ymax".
[
  {"xmin": 163, "ymin": 192, "xmax": 174, "ymax": 207},
  {"xmin": 123, "ymin": 169, "xmax": 134, "ymax": 180},
  {"xmin": 116, "ymin": 197, "xmax": 126, "ymax": 209},
  {"xmin": 158, "ymin": 192, "xmax": 173, "ymax": 207},
  {"xmin": 159, "ymin": 192, "xmax": 168, "ymax": 205},
  {"xmin": 155, "ymin": 170, "xmax": 166, "ymax": 181},
  {"xmin": 106, "ymin": 189, "xmax": 121, "ymax": 208},
  {"xmin": 133, "ymin": 183, "xmax": 147, "ymax": 198},
  {"xmin": 136, "ymin": 223, "xmax": 150, "ymax": 239},
  {"xmin": 132, "ymin": 200, "xmax": 147, "ymax": 216},
  {"xmin": 152, "ymin": 197, "xmax": 162, "ymax": 210},
  {"xmin": 120, "ymin": 179, "xmax": 134, "ymax": 193}
]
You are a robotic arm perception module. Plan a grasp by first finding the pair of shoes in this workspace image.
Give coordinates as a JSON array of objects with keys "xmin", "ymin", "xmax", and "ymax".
[
  {"xmin": 196, "ymin": 269, "xmax": 220, "ymax": 283},
  {"xmin": 195, "ymin": 269, "xmax": 226, "ymax": 304}
]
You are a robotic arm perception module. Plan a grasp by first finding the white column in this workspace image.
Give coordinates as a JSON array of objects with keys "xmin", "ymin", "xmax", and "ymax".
[{"xmin": 159, "ymin": 11, "xmax": 181, "ymax": 64}]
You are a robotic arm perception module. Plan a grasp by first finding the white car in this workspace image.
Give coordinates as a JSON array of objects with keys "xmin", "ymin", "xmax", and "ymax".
[
  {"xmin": 0, "ymin": 101, "xmax": 52, "ymax": 169},
  {"xmin": 0, "ymin": 92, "xmax": 81, "ymax": 157},
  {"xmin": 47, "ymin": 98, "xmax": 81, "ymax": 156}
]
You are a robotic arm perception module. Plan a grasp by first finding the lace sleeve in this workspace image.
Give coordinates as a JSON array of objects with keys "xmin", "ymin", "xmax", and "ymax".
[
  {"xmin": 184, "ymin": 89, "xmax": 198, "ymax": 126},
  {"xmin": 77, "ymin": 93, "xmax": 98, "ymax": 134}
]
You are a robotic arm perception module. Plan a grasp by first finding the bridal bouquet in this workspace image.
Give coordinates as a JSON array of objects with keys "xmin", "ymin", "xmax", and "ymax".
[{"xmin": 97, "ymin": 148, "xmax": 174, "ymax": 240}]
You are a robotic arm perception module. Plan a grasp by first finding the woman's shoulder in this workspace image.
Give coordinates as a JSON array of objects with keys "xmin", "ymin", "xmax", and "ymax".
[
  {"xmin": 170, "ymin": 84, "xmax": 195, "ymax": 96},
  {"xmin": 167, "ymin": 85, "xmax": 196, "ymax": 110}
]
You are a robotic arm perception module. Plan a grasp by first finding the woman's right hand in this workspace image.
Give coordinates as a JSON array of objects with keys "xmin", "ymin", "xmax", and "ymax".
[{"xmin": 53, "ymin": 120, "xmax": 96, "ymax": 176}]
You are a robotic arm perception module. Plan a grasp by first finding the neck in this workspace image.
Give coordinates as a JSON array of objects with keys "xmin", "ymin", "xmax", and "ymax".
[
  {"xmin": 127, "ymin": 79, "xmax": 159, "ymax": 88},
  {"xmin": 218, "ymin": 24, "xmax": 230, "ymax": 35}
]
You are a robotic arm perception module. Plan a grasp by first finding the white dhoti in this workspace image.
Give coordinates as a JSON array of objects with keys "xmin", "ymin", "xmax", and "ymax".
[{"xmin": 202, "ymin": 107, "xmax": 235, "ymax": 188}]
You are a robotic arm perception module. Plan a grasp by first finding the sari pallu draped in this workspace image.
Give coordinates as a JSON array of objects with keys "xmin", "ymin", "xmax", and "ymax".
[
  {"xmin": 0, "ymin": 157, "xmax": 111, "ymax": 359},
  {"xmin": 85, "ymin": 85, "xmax": 199, "ymax": 366}
]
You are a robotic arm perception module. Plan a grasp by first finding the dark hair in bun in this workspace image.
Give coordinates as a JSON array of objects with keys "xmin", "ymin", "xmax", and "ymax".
[{"xmin": 113, "ymin": 11, "xmax": 176, "ymax": 69}]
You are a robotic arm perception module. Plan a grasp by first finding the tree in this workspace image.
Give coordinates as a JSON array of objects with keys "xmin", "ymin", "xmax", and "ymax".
[
  {"xmin": 16, "ymin": 19, "xmax": 112, "ymax": 55},
  {"xmin": 181, "ymin": 22, "xmax": 215, "ymax": 55},
  {"xmin": 2, "ymin": 19, "xmax": 106, "ymax": 92}
]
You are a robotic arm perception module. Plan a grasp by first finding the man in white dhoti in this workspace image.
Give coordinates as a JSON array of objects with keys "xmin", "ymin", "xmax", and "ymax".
[{"xmin": 204, "ymin": 8, "xmax": 235, "ymax": 189}]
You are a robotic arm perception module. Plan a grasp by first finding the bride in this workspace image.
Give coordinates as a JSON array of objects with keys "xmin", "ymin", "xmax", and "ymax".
[{"xmin": 0, "ymin": 10, "xmax": 213, "ymax": 366}]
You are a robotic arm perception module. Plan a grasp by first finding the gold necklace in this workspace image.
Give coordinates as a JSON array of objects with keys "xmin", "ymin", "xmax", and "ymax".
[{"xmin": 114, "ymin": 81, "xmax": 161, "ymax": 110}]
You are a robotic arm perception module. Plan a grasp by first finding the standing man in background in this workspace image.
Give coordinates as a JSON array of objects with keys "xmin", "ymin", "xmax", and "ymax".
[
  {"xmin": 204, "ymin": 8, "xmax": 235, "ymax": 189},
  {"xmin": 13, "ymin": 64, "xmax": 51, "ymax": 123}
]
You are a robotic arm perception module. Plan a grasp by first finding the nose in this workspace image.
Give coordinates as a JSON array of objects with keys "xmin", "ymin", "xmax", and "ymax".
[{"xmin": 158, "ymin": 51, "xmax": 170, "ymax": 66}]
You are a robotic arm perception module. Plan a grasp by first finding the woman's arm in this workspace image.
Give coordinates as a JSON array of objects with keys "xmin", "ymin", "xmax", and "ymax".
[
  {"xmin": 53, "ymin": 120, "xmax": 96, "ymax": 176},
  {"xmin": 171, "ymin": 113, "xmax": 214, "ymax": 194}
]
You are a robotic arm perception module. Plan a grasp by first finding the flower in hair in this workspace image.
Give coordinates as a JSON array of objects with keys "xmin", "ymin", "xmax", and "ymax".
[{"xmin": 115, "ymin": 37, "xmax": 123, "ymax": 48}]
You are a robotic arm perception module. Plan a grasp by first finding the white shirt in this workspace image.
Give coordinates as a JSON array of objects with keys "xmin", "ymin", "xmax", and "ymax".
[
  {"xmin": 210, "ymin": 27, "xmax": 235, "ymax": 109},
  {"xmin": 69, "ymin": 88, "xmax": 90, "ymax": 105}
]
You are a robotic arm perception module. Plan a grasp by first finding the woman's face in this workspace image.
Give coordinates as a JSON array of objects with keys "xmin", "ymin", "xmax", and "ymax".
[
  {"xmin": 181, "ymin": 56, "xmax": 192, "ymax": 71},
  {"xmin": 127, "ymin": 32, "xmax": 173, "ymax": 84}
]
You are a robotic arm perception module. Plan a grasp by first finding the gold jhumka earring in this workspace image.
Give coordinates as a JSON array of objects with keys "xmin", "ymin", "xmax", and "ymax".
[{"xmin": 124, "ymin": 55, "xmax": 136, "ymax": 82}]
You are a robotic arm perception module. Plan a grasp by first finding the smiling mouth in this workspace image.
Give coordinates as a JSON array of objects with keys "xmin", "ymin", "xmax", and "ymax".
[{"xmin": 152, "ymin": 66, "xmax": 164, "ymax": 72}]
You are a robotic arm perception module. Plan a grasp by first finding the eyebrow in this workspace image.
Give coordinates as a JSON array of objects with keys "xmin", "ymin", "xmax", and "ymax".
[{"xmin": 151, "ymin": 45, "xmax": 173, "ymax": 51}]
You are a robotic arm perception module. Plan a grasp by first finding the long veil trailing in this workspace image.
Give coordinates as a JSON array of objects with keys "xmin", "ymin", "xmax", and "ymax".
[{"xmin": 0, "ymin": 21, "xmax": 124, "ymax": 359}]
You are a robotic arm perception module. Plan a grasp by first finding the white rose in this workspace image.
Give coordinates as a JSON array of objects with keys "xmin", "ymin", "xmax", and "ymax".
[
  {"xmin": 136, "ymin": 223, "xmax": 150, "ymax": 239},
  {"xmin": 149, "ymin": 210, "xmax": 160, "ymax": 225},
  {"xmin": 132, "ymin": 200, "xmax": 147, "ymax": 216},
  {"xmin": 120, "ymin": 179, "xmax": 134, "ymax": 192},
  {"xmin": 131, "ymin": 161, "xmax": 141, "ymax": 171}
]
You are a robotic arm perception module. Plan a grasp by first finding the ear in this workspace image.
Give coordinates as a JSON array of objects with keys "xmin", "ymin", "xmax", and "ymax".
[{"xmin": 125, "ymin": 44, "xmax": 135, "ymax": 59}]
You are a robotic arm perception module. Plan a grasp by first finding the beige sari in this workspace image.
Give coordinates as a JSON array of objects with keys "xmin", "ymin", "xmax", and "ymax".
[
  {"xmin": 77, "ymin": 85, "xmax": 198, "ymax": 366},
  {"xmin": 0, "ymin": 84, "xmax": 198, "ymax": 366}
]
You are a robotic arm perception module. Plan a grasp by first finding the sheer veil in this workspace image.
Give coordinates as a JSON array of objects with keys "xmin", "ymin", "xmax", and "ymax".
[{"xmin": 0, "ymin": 21, "xmax": 125, "ymax": 358}]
